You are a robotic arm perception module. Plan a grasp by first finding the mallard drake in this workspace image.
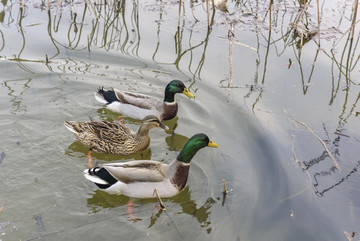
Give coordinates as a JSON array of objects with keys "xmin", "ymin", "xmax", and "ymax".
[
  {"xmin": 64, "ymin": 115, "xmax": 169, "ymax": 155},
  {"xmin": 94, "ymin": 80, "xmax": 194, "ymax": 121},
  {"xmin": 83, "ymin": 133, "xmax": 218, "ymax": 198}
]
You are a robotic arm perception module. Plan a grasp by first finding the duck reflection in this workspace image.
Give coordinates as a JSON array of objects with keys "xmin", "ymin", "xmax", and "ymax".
[
  {"xmin": 163, "ymin": 117, "xmax": 189, "ymax": 151},
  {"xmin": 86, "ymin": 187, "xmax": 215, "ymax": 232},
  {"xmin": 65, "ymin": 141, "xmax": 152, "ymax": 161}
]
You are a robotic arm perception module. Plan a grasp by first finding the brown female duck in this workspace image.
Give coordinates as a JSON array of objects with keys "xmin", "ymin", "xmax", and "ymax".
[{"xmin": 64, "ymin": 115, "xmax": 169, "ymax": 155}]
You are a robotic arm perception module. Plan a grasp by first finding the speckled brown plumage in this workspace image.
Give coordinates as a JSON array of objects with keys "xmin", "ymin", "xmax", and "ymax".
[{"xmin": 64, "ymin": 115, "xmax": 168, "ymax": 155}]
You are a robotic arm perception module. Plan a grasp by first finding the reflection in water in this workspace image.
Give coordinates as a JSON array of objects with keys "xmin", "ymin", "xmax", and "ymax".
[
  {"xmin": 87, "ymin": 190, "xmax": 130, "ymax": 212},
  {"xmin": 231, "ymin": 0, "xmax": 360, "ymax": 200},
  {"xmin": 2, "ymin": 78, "xmax": 31, "ymax": 115},
  {"xmin": 165, "ymin": 132, "xmax": 189, "ymax": 152},
  {"xmin": 0, "ymin": 0, "xmax": 219, "ymax": 83},
  {"xmin": 65, "ymin": 140, "xmax": 152, "ymax": 161},
  {"xmin": 313, "ymin": 161, "xmax": 360, "ymax": 197},
  {"xmin": 87, "ymin": 186, "xmax": 215, "ymax": 232},
  {"xmin": 150, "ymin": 1, "xmax": 215, "ymax": 83},
  {"xmin": 163, "ymin": 117, "xmax": 190, "ymax": 151},
  {"xmin": 293, "ymin": 125, "xmax": 360, "ymax": 197},
  {"xmin": 1, "ymin": 0, "xmax": 360, "ymax": 239}
]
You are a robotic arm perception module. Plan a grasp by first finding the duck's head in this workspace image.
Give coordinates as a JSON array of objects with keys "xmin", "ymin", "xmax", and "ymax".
[
  {"xmin": 177, "ymin": 133, "xmax": 218, "ymax": 163},
  {"xmin": 138, "ymin": 115, "xmax": 169, "ymax": 134},
  {"xmin": 164, "ymin": 80, "xmax": 194, "ymax": 102}
]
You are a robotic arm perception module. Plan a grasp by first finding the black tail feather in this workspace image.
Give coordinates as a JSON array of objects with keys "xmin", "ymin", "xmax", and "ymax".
[
  {"xmin": 92, "ymin": 167, "xmax": 118, "ymax": 189},
  {"xmin": 97, "ymin": 87, "xmax": 119, "ymax": 104}
]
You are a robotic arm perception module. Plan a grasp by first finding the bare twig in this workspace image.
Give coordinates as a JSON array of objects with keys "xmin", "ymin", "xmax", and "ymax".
[
  {"xmin": 278, "ymin": 183, "xmax": 311, "ymax": 203},
  {"xmin": 153, "ymin": 189, "xmax": 165, "ymax": 210},
  {"xmin": 333, "ymin": 20, "xmax": 360, "ymax": 48},
  {"xmin": 0, "ymin": 201, "xmax": 7, "ymax": 215},
  {"xmin": 206, "ymin": 0, "xmax": 210, "ymax": 27},
  {"xmin": 317, "ymin": 0, "xmax": 321, "ymax": 47},
  {"xmin": 178, "ymin": 0, "xmax": 182, "ymax": 28},
  {"xmin": 351, "ymin": 0, "xmax": 359, "ymax": 42},
  {"xmin": 222, "ymin": 179, "xmax": 228, "ymax": 193},
  {"xmin": 334, "ymin": 131, "xmax": 350, "ymax": 138},
  {"xmin": 227, "ymin": 23, "xmax": 234, "ymax": 102},
  {"xmin": 344, "ymin": 231, "xmax": 356, "ymax": 241},
  {"xmin": 283, "ymin": 108, "xmax": 341, "ymax": 171},
  {"xmin": 87, "ymin": 0, "xmax": 99, "ymax": 20},
  {"xmin": 216, "ymin": 36, "xmax": 257, "ymax": 51},
  {"xmin": 291, "ymin": 135, "xmax": 306, "ymax": 170}
]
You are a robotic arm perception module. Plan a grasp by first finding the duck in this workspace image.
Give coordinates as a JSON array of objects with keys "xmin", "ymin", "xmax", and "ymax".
[
  {"xmin": 83, "ymin": 133, "xmax": 218, "ymax": 198},
  {"xmin": 94, "ymin": 80, "xmax": 194, "ymax": 121},
  {"xmin": 64, "ymin": 115, "xmax": 169, "ymax": 155}
]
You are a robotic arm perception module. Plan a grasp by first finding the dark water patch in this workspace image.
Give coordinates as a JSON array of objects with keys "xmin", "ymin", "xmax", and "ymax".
[{"xmin": 0, "ymin": 151, "xmax": 5, "ymax": 163}]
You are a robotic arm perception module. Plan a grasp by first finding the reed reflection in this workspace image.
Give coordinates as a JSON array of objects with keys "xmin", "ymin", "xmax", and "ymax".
[
  {"xmin": 2, "ymin": 0, "xmax": 219, "ymax": 81},
  {"xmin": 2, "ymin": 78, "xmax": 31, "ymax": 115},
  {"xmin": 292, "ymin": 124, "xmax": 360, "ymax": 197}
]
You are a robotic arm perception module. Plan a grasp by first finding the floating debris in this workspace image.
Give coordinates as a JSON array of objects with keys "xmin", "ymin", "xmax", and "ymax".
[
  {"xmin": 0, "ymin": 221, "xmax": 11, "ymax": 232},
  {"xmin": 344, "ymin": 231, "xmax": 356, "ymax": 241},
  {"xmin": 288, "ymin": 58, "xmax": 293, "ymax": 69}
]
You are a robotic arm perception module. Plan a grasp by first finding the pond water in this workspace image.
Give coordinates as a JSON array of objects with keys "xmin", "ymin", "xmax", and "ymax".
[{"xmin": 1, "ymin": 0, "xmax": 360, "ymax": 240}]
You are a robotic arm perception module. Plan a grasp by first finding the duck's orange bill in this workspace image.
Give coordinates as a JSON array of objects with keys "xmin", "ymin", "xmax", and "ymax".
[
  {"xmin": 208, "ymin": 140, "xmax": 218, "ymax": 148},
  {"xmin": 183, "ymin": 88, "xmax": 195, "ymax": 98}
]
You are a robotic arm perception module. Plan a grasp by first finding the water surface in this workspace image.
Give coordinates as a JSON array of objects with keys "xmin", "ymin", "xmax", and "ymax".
[{"xmin": 1, "ymin": 0, "xmax": 360, "ymax": 240}]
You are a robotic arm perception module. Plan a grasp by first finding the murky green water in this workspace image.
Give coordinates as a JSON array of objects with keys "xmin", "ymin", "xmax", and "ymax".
[{"xmin": 1, "ymin": 0, "xmax": 360, "ymax": 240}]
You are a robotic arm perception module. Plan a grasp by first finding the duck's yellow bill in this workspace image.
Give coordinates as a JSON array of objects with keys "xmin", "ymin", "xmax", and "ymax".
[
  {"xmin": 208, "ymin": 140, "xmax": 218, "ymax": 148},
  {"xmin": 183, "ymin": 88, "xmax": 195, "ymax": 98}
]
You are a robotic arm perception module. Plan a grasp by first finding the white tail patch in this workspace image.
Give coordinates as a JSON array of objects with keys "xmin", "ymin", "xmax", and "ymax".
[
  {"xmin": 64, "ymin": 121, "xmax": 78, "ymax": 134},
  {"xmin": 83, "ymin": 170, "xmax": 109, "ymax": 185},
  {"xmin": 94, "ymin": 92, "xmax": 108, "ymax": 104}
]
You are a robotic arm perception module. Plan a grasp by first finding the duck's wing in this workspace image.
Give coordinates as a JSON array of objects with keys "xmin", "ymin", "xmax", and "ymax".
[
  {"xmin": 87, "ymin": 121, "xmax": 135, "ymax": 143},
  {"xmin": 100, "ymin": 160, "xmax": 167, "ymax": 183},
  {"xmin": 64, "ymin": 121, "xmax": 95, "ymax": 135},
  {"xmin": 113, "ymin": 89, "xmax": 163, "ymax": 111}
]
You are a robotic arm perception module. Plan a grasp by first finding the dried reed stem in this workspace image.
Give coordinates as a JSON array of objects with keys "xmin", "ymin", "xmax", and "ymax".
[
  {"xmin": 206, "ymin": 0, "xmax": 210, "ymax": 27},
  {"xmin": 222, "ymin": 179, "xmax": 228, "ymax": 193},
  {"xmin": 317, "ymin": 0, "xmax": 321, "ymax": 47},
  {"xmin": 334, "ymin": 2, "xmax": 360, "ymax": 48},
  {"xmin": 269, "ymin": 0, "xmax": 273, "ymax": 32},
  {"xmin": 344, "ymin": 231, "xmax": 356, "ymax": 241},
  {"xmin": 351, "ymin": 0, "xmax": 359, "ymax": 41},
  {"xmin": 178, "ymin": 0, "xmax": 182, "ymax": 28},
  {"xmin": 153, "ymin": 189, "xmax": 165, "ymax": 210},
  {"xmin": 283, "ymin": 108, "xmax": 341, "ymax": 171},
  {"xmin": 0, "ymin": 201, "xmax": 6, "ymax": 215},
  {"xmin": 227, "ymin": 23, "xmax": 234, "ymax": 102},
  {"xmin": 87, "ymin": 0, "xmax": 99, "ymax": 20}
]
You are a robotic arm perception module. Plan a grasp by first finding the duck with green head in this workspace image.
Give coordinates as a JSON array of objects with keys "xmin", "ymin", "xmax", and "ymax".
[
  {"xmin": 83, "ymin": 133, "xmax": 218, "ymax": 198},
  {"xmin": 94, "ymin": 80, "xmax": 194, "ymax": 121}
]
